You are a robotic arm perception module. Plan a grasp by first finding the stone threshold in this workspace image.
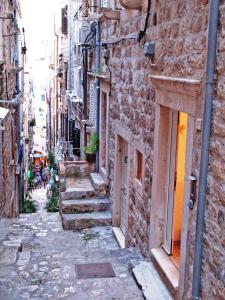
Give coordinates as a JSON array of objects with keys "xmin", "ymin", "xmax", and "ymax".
[
  {"xmin": 132, "ymin": 261, "xmax": 173, "ymax": 300},
  {"xmin": 151, "ymin": 248, "xmax": 179, "ymax": 290},
  {"xmin": 113, "ymin": 227, "xmax": 125, "ymax": 249}
]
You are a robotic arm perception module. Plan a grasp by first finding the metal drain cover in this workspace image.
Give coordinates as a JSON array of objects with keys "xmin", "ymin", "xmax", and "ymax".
[{"xmin": 75, "ymin": 262, "xmax": 115, "ymax": 279}]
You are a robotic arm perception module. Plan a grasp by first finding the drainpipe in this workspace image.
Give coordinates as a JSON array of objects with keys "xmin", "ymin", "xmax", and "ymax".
[
  {"xmin": 192, "ymin": 1, "xmax": 219, "ymax": 299},
  {"xmin": 0, "ymin": 120, "xmax": 2, "ymax": 218},
  {"xmin": 95, "ymin": 11, "xmax": 101, "ymax": 173},
  {"xmin": 54, "ymin": 18, "xmax": 59, "ymax": 148},
  {"xmin": 83, "ymin": 47, "xmax": 88, "ymax": 147}
]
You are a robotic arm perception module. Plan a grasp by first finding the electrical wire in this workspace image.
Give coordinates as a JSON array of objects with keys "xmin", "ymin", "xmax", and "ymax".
[
  {"xmin": 102, "ymin": 36, "xmax": 137, "ymax": 47},
  {"xmin": 137, "ymin": 0, "xmax": 151, "ymax": 42}
]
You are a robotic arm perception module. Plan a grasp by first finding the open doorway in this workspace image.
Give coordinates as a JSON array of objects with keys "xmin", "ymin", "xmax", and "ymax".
[
  {"xmin": 100, "ymin": 91, "xmax": 107, "ymax": 169},
  {"xmin": 113, "ymin": 131, "xmax": 131, "ymax": 248},
  {"xmin": 117, "ymin": 135, "xmax": 129, "ymax": 234},
  {"xmin": 163, "ymin": 111, "xmax": 188, "ymax": 268}
]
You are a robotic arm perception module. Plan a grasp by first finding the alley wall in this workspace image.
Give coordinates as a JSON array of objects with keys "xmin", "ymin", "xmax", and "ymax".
[{"xmin": 100, "ymin": 0, "xmax": 224, "ymax": 298}]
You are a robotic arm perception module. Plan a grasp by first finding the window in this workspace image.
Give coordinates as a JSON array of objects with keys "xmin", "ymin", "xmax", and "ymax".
[
  {"xmin": 61, "ymin": 6, "xmax": 68, "ymax": 35},
  {"xmin": 135, "ymin": 150, "xmax": 143, "ymax": 183}
]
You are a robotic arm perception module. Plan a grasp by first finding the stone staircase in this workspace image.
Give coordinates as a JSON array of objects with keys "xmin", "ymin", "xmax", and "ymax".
[{"xmin": 60, "ymin": 173, "xmax": 112, "ymax": 230}]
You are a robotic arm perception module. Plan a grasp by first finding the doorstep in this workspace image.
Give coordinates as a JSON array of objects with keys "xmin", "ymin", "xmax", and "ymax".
[
  {"xmin": 113, "ymin": 227, "xmax": 126, "ymax": 248},
  {"xmin": 151, "ymin": 248, "xmax": 179, "ymax": 290}
]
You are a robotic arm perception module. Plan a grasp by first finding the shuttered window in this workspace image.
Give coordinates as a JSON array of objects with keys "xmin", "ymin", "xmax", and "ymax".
[
  {"xmin": 61, "ymin": 6, "xmax": 68, "ymax": 35},
  {"xmin": 88, "ymin": 81, "xmax": 96, "ymax": 127}
]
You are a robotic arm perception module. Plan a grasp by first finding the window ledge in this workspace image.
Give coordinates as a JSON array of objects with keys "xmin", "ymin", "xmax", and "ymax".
[
  {"xmin": 113, "ymin": 227, "xmax": 125, "ymax": 248},
  {"xmin": 151, "ymin": 248, "xmax": 179, "ymax": 290}
]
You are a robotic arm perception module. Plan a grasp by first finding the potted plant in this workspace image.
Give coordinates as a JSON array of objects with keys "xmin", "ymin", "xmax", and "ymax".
[{"xmin": 84, "ymin": 132, "xmax": 98, "ymax": 163}]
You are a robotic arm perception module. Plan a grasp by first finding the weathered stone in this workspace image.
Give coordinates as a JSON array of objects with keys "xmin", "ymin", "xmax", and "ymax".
[
  {"xmin": 61, "ymin": 198, "xmax": 110, "ymax": 214},
  {"xmin": 132, "ymin": 261, "xmax": 173, "ymax": 300},
  {"xmin": 16, "ymin": 251, "xmax": 31, "ymax": 266},
  {"xmin": 90, "ymin": 173, "xmax": 107, "ymax": 196},
  {"xmin": 62, "ymin": 211, "xmax": 112, "ymax": 230}
]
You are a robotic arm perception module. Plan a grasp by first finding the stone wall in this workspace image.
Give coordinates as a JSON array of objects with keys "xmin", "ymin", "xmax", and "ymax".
[
  {"xmin": 99, "ymin": 0, "xmax": 225, "ymax": 298},
  {"xmin": 197, "ymin": 2, "xmax": 225, "ymax": 299},
  {"xmin": 1, "ymin": 112, "xmax": 17, "ymax": 218}
]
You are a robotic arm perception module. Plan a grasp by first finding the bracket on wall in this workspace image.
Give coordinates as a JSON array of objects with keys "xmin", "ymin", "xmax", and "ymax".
[{"xmin": 188, "ymin": 175, "xmax": 197, "ymax": 209}]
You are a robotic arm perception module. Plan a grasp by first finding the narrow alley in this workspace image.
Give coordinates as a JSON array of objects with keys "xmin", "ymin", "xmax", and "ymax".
[
  {"xmin": 0, "ymin": 0, "xmax": 225, "ymax": 299},
  {"xmin": 0, "ymin": 188, "xmax": 171, "ymax": 300}
]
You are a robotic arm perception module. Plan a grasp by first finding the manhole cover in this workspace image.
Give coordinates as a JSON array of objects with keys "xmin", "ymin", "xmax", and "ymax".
[{"xmin": 75, "ymin": 262, "xmax": 116, "ymax": 279}]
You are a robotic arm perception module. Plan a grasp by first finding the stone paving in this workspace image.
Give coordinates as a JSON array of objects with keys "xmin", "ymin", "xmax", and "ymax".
[{"xmin": 0, "ymin": 189, "xmax": 144, "ymax": 300}]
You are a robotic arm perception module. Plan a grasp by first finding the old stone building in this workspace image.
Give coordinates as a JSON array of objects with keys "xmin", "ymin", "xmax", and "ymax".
[
  {"xmin": 67, "ymin": 0, "xmax": 225, "ymax": 299},
  {"xmin": 0, "ymin": 0, "xmax": 24, "ymax": 217}
]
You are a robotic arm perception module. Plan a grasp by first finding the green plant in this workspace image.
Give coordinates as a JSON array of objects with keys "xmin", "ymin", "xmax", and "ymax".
[
  {"xmin": 45, "ymin": 183, "xmax": 59, "ymax": 212},
  {"xmin": 47, "ymin": 151, "xmax": 56, "ymax": 169},
  {"xmin": 84, "ymin": 133, "xmax": 99, "ymax": 154},
  {"xmin": 45, "ymin": 195, "xmax": 59, "ymax": 212},
  {"xmin": 22, "ymin": 191, "xmax": 37, "ymax": 213}
]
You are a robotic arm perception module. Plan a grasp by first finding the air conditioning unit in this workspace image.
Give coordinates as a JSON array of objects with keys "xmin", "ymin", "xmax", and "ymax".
[{"xmin": 78, "ymin": 23, "xmax": 91, "ymax": 45}]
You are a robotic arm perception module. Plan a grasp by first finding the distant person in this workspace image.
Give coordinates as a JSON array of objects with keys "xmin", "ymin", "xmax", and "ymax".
[{"xmin": 42, "ymin": 167, "xmax": 47, "ymax": 188}]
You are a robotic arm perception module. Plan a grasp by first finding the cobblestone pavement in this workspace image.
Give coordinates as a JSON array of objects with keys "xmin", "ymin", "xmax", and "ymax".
[{"xmin": 0, "ymin": 189, "xmax": 144, "ymax": 300}]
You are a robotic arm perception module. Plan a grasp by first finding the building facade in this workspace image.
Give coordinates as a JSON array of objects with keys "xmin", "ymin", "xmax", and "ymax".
[
  {"xmin": 0, "ymin": 0, "xmax": 24, "ymax": 217},
  {"xmin": 67, "ymin": 0, "xmax": 225, "ymax": 299}
]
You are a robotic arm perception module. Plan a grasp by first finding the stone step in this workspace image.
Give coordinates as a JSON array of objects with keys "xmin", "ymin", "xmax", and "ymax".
[
  {"xmin": 90, "ymin": 173, "xmax": 106, "ymax": 197},
  {"xmin": 62, "ymin": 211, "xmax": 112, "ymax": 230},
  {"xmin": 61, "ymin": 186, "xmax": 95, "ymax": 200},
  {"xmin": 61, "ymin": 198, "xmax": 111, "ymax": 214}
]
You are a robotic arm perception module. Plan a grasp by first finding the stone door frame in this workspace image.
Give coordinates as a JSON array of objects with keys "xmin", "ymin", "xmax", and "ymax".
[
  {"xmin": 113, "ymin": 121, "xmax": 132, "ymax": 247},
  {"xmin": 149, "ymin": 75, "xmax": 201, "ymax": 296},
  {"xmin": 99, "ymin": 80, "xmax": 110, "ymax": 184}
]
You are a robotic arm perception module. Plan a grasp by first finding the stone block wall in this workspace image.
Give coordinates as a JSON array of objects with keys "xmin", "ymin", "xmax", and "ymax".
[
  {"xmin": 99, "ymin": 0, "xmax": 225, "ymax": 298},
  {"xmin": 58, "ymin": 160, "xmax": 95, "ymax": 178},
  {"xmin": 0, "ymin": 112, "xmax": 17, "ymax": 218},
  {"xmin": 196, "ymin": 2, "xmax": 225, "ymax": 299}
]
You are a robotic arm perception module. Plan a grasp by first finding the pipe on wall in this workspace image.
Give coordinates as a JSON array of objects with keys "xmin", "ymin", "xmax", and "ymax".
[
  {"xmin": 192, "ymin": 1, "xmax": 219, "ymax": 299},
  {"xmin": 95, "ymin": 18, "xmax": 100, "ymax": 173},
  {"xmin": 0, "ymin": 120, "xmax": 2, "ymax": 217}
]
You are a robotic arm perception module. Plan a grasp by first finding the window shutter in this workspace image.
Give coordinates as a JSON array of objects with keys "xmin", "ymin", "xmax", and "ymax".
[
  {"xmin": 61, "ymin": 6, "xmax": 68, "ymax": 35},
  {"xmin": 88, "ymin": 81, "xmax": 96, "ymax": 127}
]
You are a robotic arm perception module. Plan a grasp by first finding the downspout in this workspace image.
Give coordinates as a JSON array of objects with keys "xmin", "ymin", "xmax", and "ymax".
[
  {"xmin": 192, "ymin": 1, "xmax": 219, "ymax": 299},
  {"xmin": 54, "ymin": 18, "xmax": 59, "ymax": 147},
  {"xmin": 95, "ymin": 12, "xmax": 101, "ymax": 173},
  {"xmin": 83, "ymin": 47, "xmax": 88, "ymax": 147},
  {"xmin": 67, "ymin": 0, "xmax": 72, "ymax": 157},
  {"xmin": 0, "ymin": 120, "xmax": 2, "ymax": 218}
]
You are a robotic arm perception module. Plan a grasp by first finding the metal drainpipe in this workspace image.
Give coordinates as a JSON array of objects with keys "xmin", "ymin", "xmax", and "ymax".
[
  {"xmin": 67, "ymin": 0, "xmax": 72, "ymax": 157},
  {"xmin": 0, "ymin": 120, "xmax": 2, "ymax": 217},
  {"xmin": 83, "ymin": 47, "xmax": 88, "ymax": 147},
  {"xmin": 95, "ymin": 17, "xmax": 101, "ymax": 173},
  {"xmin": 54, "ymin": 20, "xmax": 59, "ymax": 148},
  {"xmin": 192, "ymin": 1, "xmax": 219, "ymax": 299}
]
